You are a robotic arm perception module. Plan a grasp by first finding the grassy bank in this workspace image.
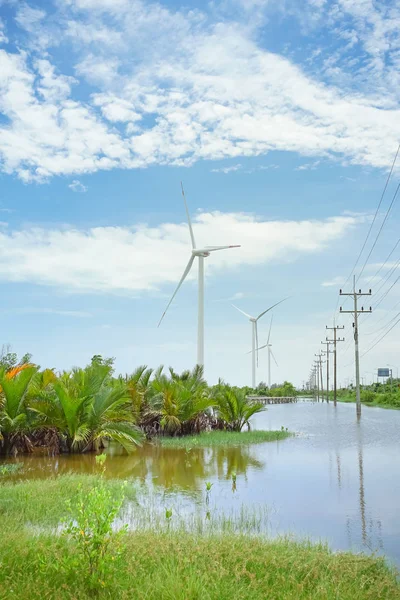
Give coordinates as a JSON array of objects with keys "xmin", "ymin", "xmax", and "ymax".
[
  {"xmin": 0, "ymin": 475, "xmax": 399, "ymax": 599},
  {"xmin": 336, "ymin": 394, "xmax": 400, "ymax": 410},
  {"xmin": 157, "ymin": 429, "xmax": 292, "ymax": 448},
  {"xmin": 2, "ymin": 530, "xmax": 399, "ymax": 599}
]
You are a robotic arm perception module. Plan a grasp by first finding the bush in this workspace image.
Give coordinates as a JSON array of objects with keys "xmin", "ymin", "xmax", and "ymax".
[
  {"xmin": 61, "ymin": 459, "xmax": 127, "ymax": 592},
  {"xmin": 360, "ymin": 390, "xmax": 375, "ymax": 403}
]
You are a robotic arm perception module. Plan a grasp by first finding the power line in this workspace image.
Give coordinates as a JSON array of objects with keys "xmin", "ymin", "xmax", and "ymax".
[
  {"xmin": 366, "ymin": 236, "xmax": 400, "ymax": 287},
  {"xmin": 333, "ymin": 144, "xmax": 400, "ymax": 317},
  {"xmin": 362, "ymin": 311, "xmax": 400, "ymax": 358},
  {"xmin": 356, "ymin": 180, "xmax": 400, "ymax": 283},
  {"xmin": 373, "ymin": 273, "xmax": 400, "ymax": 311},
  {"xmin": 364, "ymin": 296, "xmax": 400, "ymax": 334}
]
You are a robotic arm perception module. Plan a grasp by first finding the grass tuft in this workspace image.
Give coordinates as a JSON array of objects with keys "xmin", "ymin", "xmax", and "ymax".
[
  {"xmin": 156, "ymin": 429, "xmax": 292, "ymax": 449},
  {"xmin": 0, "ymin": 463, "xmax": 23, "ymax": 476}
]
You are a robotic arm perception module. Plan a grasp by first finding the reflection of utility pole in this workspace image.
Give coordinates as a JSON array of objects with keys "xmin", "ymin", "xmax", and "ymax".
[
  {"xmin": 321, "ymin": 341, "xmax": 334, "ymax": 403},
  {"xmin": 340, "ymin": 276, "xmax": 372, "ymax": 418},
  {"xmin": 357, "ymin": 425, "xmax": 367, "ymax": 545},
  {"xmin": 336, "ymin": 452, "xmax": 342, "ymax": 489},
  {"xmin": 326, "ymin": 325, "xmax": 345, "ymax": 407}
]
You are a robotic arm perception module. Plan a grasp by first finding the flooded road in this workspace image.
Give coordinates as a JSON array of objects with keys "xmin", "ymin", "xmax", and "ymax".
[{"xmin": 3, "ymin": 400, "xmax": 400, "ymax": 565}]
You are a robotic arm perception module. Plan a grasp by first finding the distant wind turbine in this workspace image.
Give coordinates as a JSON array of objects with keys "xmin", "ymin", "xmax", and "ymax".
[
  {"xmin": 158, "ymin": 183, "xmax": 240, "ymax": 368},
  {"xmin": 255, "ymin": 315, "xmax": 279, "ymax": 388},
  {"xmin": 233, "ymin": 299, "xmax": 287, "ymax": 388}
]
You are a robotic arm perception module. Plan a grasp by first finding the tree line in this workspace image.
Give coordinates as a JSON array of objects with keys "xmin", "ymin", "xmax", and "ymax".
[{"xmin": 0, "ymin": 350, "xmax": 276, "ymax": 456}]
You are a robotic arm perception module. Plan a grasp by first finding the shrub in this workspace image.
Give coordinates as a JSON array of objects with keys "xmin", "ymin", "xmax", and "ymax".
[{"xmin": 62, "ymin": 464, "xmax": 127, "ymax": 591}]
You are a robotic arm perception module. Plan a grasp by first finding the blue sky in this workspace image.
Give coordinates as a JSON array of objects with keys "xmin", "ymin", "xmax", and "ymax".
[{"xmin": 0, "ymin": 0, "xmax": 399, "ymax": 386}]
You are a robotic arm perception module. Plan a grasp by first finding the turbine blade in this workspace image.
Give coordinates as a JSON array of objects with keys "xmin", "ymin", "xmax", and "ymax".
[
  {"xmin": 256, "ymin": 297, "xmax": 289, "ymax": 322},
  {"xmin": 158, "ymin": 255, "xmax": 195, "ymax": 327},
  {"xmin": 247, "ymin": 343, "xmax": 268, "ymax": 354},
  {"xmin": 267, "ymin": 315, "xmax": 273, "ymax": 345},
  {"xmin": 271, "ymin": 349, "xmax": 279, "ymax": 367},
  {"xmin": 205, "ymin": 245, "xmax": 241, "ymax": 252},
  {"xmin": 232, "ymin": 304, "xmax": 253, "ymax": 320},
  {"xmin": 181, "ymin": 182, "xmax": 196, "ymax": 249}
]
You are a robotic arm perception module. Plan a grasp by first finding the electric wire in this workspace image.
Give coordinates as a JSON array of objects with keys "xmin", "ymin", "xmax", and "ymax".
[
  {"xmin": 332, "ymin": 144, "xmax": 400, "ymax": 318},
  {"xmin": 361, "ymin": 311, "xmax": 400, "ymax": 358},
  {"xmin": 356, "ymin": 180, "xmax": 400, "ymax": 283}
]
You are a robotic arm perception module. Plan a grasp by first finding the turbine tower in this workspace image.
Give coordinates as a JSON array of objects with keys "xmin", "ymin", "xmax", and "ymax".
[
  {"xmin": 256, "ymin": 316, "xmax": 279, "ymax": 388},
  {"xmin": 233, "ymin": 299, "xmax": 287, "ymax": 388},
  {"xmin": 158, "ymin": 183, "xmax": 240, "ymax": 367}
]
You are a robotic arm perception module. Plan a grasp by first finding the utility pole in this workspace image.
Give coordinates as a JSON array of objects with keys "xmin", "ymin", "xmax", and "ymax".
[
  {"xmin": 313, "ymin": 361, "xmax": 320, "ymax": 401},
  {"xmin": 326, "ymin": 325, "xmax": 345, "ymax": 407},
  {"xmin": 321, "ymin": 342, "xmax": 334, "ymax": 403},
  {"xmin": 340, "ymin": 276, "xmax": 372, "ymax": 418},
  {"xmin": 315, "ymin": 353, "xmax": 325, "ymax": 401}
]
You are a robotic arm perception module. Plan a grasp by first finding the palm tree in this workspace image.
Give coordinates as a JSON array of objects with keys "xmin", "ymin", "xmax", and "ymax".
[
  {"xmin": 31, "ymin": 365, "xmax": 143, "ymax": 453},
  {"xmin": 84, "ymin": 383, "xmax": 143, "ymax": 453},
  {"xmin": 122, "ymin": 365, "xmax": 155, "ymax": 421},
  {"xmin": 150, "ymin": 366, "xmax": 213, "ymax": 436},
  {"xmin": 214, "ymin": 387, "xmax": 265, "ymax": 432},
  {"xmin": 0, "ymin": 366, "xmax": 38, "ymax": 455}
]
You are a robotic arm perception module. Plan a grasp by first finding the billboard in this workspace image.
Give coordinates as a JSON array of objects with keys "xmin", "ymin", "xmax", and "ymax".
[{"xmin": 377, "ymin": 368, "xmax": 390, "ymax": 377}]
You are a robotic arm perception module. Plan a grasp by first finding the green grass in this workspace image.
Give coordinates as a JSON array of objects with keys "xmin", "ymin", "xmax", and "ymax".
[
  {"xmin": 0, "ymin": 475, "xmax": 399, "ymax": 599},
  {"xmin": 156, "ymin": 429, "xmax": 292, "ymax": 449},
  {"xmin": 0, "ymin": 474, "xmax": 136, "ymax": 529},
  {"xmin": 336, "ymin": 395, "xmax": 400, "ymax": 410},
  {"xmin": 1, "ymin": 528, "xmax": 399, "ymax": 599},
  {"xmin": 0, "ymin": 463, "xmax": 23, "ymax": 476}
]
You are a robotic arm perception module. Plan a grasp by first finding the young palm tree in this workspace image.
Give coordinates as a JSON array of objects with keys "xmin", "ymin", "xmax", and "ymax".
[
  {"xmin": 151, "ymin": 366, "xmax": 213, "ymax": 435},
  {"xmin": 31, "ymin": 365, "xmax": 143, "ymax": 453},
  {"xmin": 123, "ymin": 365, "xmax": 155, "ymax": 421},
  {"xmin": 214, "ymin": 387, "xmax": 265, "ymax": 432},
  {"xmin": 0, "ymin": 366, "xmax": 38, "ymax": 455}
]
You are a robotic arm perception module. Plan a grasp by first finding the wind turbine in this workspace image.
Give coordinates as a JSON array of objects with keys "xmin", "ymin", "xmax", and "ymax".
[
  {"xmin": 256, "ymin": 315, "xmax": 279, "ymax": 388},
  {"xmin": 158, "ymin": 183, "xmax": 240, "ymax": 368},
  {"xmin": 233, "ymin": 299, "xmax": 287, "ymax": 388}
]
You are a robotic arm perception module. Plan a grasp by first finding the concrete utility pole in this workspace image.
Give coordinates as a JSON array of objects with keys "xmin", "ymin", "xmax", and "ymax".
[
  {"xmin": 340, "ymin": 276, "xmax": 372, "ymax": 418},
  {"xmin": 326, "ymin": 325, "xmax": 345, "ymax": 407},
  {"xmin": 321, "ymin": 342, "xmax": 334, "ymax": 403},
  {"xmin": 315, "ymin": 353, "xmax": 326, "ymax": 401},
  {"xmin": 313, "ymin": 361, "xmax": 320, "ymax": 401}
]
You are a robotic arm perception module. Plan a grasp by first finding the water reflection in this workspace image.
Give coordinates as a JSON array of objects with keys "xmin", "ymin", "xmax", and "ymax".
[
  {"xmin": 7, "ymin": 442, "xmax": 265, "ymax": 493},
  {"xmin": 343, "ymin": 423, "xmax": 384, "ymax": 553}
]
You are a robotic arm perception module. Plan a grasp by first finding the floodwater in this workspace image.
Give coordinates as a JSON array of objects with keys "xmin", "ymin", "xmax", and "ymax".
[{"xmin": 3, "ymin": 400, "xmax": 400, "ymax": 566}]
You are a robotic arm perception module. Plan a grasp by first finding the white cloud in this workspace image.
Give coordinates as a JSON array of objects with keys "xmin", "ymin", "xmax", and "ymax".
[
  {"xmin": 0, "ymin": 18, "xmax": 8, "ymax": 44},
  {"xmin": 211, "ymin": 164, "xmax": 242, "ymax": 174},
  {"xmin": 69, "ymin": 179, "xmax": 88, "ymax": 192},
  {"xmin": 296, "ymin": 160, "xmax": 321, "ymax": 171},
  {"xmin": 321, "ymin": 276, "xmax": 345, "ymax": 287},
  {"xmin": 0, "ymin": 211, "xmax": 359, "ymax": 294},
  {"xmin": 0, "ymin": 1, "xmax": 399, "ymax": 182}
]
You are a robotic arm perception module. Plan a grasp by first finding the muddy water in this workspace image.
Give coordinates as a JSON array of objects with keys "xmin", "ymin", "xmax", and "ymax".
[{"xmin": 3, "ymin": 400, "xmax": 400, "ymax": 565}]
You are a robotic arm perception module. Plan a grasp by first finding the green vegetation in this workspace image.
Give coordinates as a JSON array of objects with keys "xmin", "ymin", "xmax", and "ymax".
[
  {"xmin": 0, "ymin": 462, "xmax": 23, "ymax": 476},
  {"xmin": 0, "ymin": 475, "xmax": 399, "ymax": 599},
  {"xmin": 212, "ymin": 386, "xmax": 265, "ymax": 431},
  {"xmin": 224, "ymin": 380, "xmax": 298, "ymax": 398},
  {"xmin": 158, "ymin": 429, "xmax": 291, "ymax": 448},
  {"xmin": 1, "ymin": 349, "xmax": 292, "ymax": 456},
  {"xmin": 334, "ymin": 384, "xmax": 400, "ymax": 410}
]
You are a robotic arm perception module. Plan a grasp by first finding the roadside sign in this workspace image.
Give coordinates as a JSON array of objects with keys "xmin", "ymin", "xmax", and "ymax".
[{"xmin": 377, "ymin": 368, "xmax": 390, "ymax": 377}]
